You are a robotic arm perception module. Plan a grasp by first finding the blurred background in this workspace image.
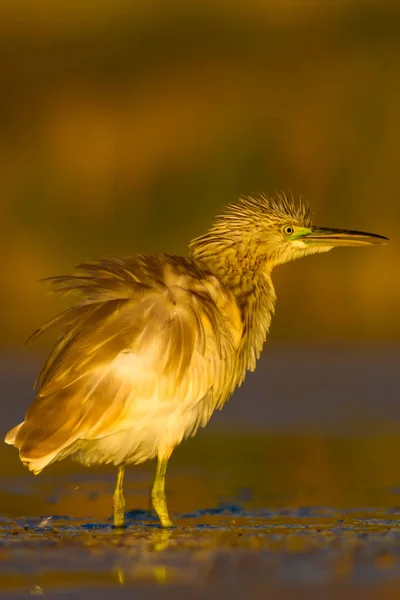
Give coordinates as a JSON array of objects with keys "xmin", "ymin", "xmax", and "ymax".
[
  {"xmin": 0, "ymin": 0, "xmax": 398, "ymax": 345},
  {"xmin": 1, "ymin": 0, "xmax": 400, "ymax": 532}
]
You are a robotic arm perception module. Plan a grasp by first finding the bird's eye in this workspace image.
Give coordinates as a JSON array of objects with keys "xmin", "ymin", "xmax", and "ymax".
[{"xmin": 283, "ymin": 225, "xmax": 294, "ymax": 236}]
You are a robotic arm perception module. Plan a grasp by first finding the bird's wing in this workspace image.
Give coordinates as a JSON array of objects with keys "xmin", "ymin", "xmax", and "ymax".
[{"xmin": 12, "ymin": 256, "xmax": 243, "ymax": 463}]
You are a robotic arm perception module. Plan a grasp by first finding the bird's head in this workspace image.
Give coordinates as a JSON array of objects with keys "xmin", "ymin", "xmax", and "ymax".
[{"xmin": 190, "ymin": 193, "xmax": 388, "ymax": 274}]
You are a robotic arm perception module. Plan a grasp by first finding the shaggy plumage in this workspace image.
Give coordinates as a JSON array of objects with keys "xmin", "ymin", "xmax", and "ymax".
[{"xmin": 5, "ymin": 193, "xmax": 387, "ymax": 527}]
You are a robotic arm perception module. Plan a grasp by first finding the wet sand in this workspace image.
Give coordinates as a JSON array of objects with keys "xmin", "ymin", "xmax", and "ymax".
[{"xmin": 3, "ymin": 509, "xmax": 400, "ymax": 599}]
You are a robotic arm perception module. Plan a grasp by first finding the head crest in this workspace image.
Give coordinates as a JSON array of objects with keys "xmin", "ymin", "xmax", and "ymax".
[{"xmin": 222, "ymin": 192, "xmax": 313, "ymax": 226}]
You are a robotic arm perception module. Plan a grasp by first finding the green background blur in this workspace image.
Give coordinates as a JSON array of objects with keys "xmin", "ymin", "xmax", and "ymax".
[{"xmin": 1, "ymin": 0, "xmax": 398, "ymax": 347}]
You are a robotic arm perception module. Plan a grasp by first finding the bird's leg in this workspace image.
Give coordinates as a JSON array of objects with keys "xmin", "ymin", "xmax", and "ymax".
[
  {"xmin": 113, "ymin": 465, "xmax": 126, "ymax": 527},
  {"xmin": 152, "ymin": 449, "xmax": 173, "ymax": 528}
]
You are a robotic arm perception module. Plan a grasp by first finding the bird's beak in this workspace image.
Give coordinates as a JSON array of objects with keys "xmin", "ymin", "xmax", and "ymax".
[{"xmin": 301, "ymin": 226, "xmax": 389, "ymax": 247}]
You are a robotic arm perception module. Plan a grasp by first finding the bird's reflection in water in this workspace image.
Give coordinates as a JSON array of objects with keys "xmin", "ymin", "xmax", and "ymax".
[
  {"xmin": 150, "ymin": 528, "xmax": 174, "ymax": 552},
  {"xmin": 116, "ymin": 566, "xmax": 125, "ymax": 586},
  {"xmin": 115, "ymin": 529, "xmax": 175, "ymax": 586}
]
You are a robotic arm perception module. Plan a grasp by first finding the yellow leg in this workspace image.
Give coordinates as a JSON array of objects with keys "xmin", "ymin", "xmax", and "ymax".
[
  {"xmin": 152, "ymin": 450, "xmax": 173, "ymax": 528},
  {"xmin": 113, "ymin": 465, "xmax": 126, "ymax": 527}
]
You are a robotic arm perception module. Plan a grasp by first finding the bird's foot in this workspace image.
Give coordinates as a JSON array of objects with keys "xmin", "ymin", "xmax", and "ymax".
[
  {"xmin": 159, "ymin": 515, "xmax": 174, "ymax": 529},
  {"xmin": 152, "ymin": 490, "xmax": 174, "ymax": 528},
  {"xmin": 112, "ymin": 465, "xmax": 126, "ymax": 528},
  {"xmin": 113, "ymin": 495, "xmax": 126, "ymax": 528},
  {"xmin": 113, "ymin": 512, "xmax": 126, "ymax": 528}
]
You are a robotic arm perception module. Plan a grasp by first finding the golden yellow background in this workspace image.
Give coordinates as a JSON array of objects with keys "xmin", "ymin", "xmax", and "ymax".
[{"xmin": 0, "ymin": 0, "xmax": 398, "ymax": 347}]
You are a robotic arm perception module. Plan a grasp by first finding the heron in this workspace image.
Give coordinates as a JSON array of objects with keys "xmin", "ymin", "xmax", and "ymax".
[{"xmin": 5, "ymin": 193, "xmax": 388, "ymax": 528}]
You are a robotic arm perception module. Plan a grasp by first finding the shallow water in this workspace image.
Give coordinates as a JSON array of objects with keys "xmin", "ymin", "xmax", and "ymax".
[
  {"xmin": 3, "ymin": 505, "xmax": 400, "ymax": 599},
  {"xmin": 3, "ymin": 509, "xmax": 400, "ymax": 598},
  {"xmin": 1, "ymin": 346, "xmax": 400, "ymax": 598}
]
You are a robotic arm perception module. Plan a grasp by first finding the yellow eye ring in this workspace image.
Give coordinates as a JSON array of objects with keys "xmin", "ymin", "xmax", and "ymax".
[{"xmin": 283, "ymin": 225, "xmax": 294, "ymax": 236}]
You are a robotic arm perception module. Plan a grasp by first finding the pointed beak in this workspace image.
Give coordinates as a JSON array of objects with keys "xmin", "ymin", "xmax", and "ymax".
[{"xmin": 302, "ymin": 226, "xmax": 389, "ymax": 247}]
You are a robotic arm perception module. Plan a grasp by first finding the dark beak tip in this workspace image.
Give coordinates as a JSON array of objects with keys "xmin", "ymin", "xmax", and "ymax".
[
  {"xmin": 371, "ymin": 234, "xmax": 389, "ymax": 245},
  {"xmin": 310, "ymin": 227, "xmax": 390, "ymax": 246}
]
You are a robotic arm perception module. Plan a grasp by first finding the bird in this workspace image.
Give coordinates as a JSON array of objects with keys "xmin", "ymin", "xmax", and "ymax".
[{"xmin": 5, "ymin": 193, "xmax": 388, "ymax": 528}]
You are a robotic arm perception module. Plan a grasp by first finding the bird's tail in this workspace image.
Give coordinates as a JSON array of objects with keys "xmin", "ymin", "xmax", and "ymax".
[
  {"xmin": 4, "ymin": 421, "xmax": 56, "ymax": 474},
  {"xmin": 4, "ymin": 422, "xmax": 23, "ymax": 445}
]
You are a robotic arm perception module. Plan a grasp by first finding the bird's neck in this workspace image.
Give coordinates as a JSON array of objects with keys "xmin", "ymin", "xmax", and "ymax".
[
  {"xmin": 232, "ymin": 265, "xmax": 276, "ymax": 381},
  {"xmin": 190, "ymin": 244, "xmax": 276, "ymax": 380}
]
